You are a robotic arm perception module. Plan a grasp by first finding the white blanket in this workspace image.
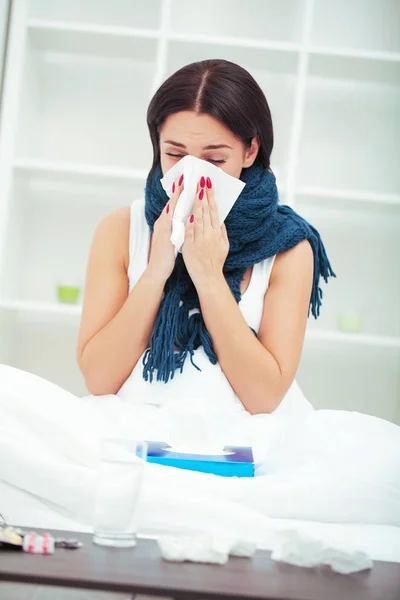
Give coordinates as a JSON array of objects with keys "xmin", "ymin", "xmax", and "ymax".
[{"xmin": 1, "ymin": 365, "xmax": 400, "ymax": 554}]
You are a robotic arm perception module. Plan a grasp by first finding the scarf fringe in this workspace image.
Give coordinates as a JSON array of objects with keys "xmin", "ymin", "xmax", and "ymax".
[{"xmin": 279, "ymin": 205, "xmax": 336, "ymax": 319}]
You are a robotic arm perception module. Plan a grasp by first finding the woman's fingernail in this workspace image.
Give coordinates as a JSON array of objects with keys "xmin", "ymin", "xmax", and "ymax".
[
  {"xmin": 206, "ymin": 177, "xmax": 212, "ymax": 189},
  {"xmin": 199, "ymin": 189, "xmax": 204, "ymax": 200},
  {"xmin": 200, "ymin": 176, "xmax": 205, "ymax": 188},
  {"xmin": 166, "ymin": 203, "xmax": 170, "ymax": 214},
  {"xmin": 190, "ymin": 214, "xmax": 194, "ymax": 223},
  {"xmin": 178, "ymin": 174, "xmax": 184, "ymax": 186},
  {"xmin": 172, "ymin": 182, "xmax": 175, "ymax": 193}
]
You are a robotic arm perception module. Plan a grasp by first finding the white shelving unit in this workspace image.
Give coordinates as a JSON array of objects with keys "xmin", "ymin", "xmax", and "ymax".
[{"xmin": 0, "ymin": 0, "xmax": 399, "ymax": 422}]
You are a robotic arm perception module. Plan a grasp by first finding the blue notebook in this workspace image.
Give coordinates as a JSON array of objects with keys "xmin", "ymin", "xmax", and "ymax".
[{"xmin": 146, "ymin": 441, "xmax": 254, "ymax": 477}]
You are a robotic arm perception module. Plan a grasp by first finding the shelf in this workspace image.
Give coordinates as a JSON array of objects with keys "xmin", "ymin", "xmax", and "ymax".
[
  {"xmin": 0, "ymin": 300, "xmax": 81, "ymax": 316},
  {"xmin": 296, "ymin": 186, "xmax": 400, "ymax": 207},
  {"xmin": 168, "ymin": 0, "xmax": 305, "ymax": 46},
  {"xmin": 306, "ymin": 328, "xmax": 400, "ymax": 349},
  {"xmin": 2, "ymin": 298, "xmax": 399, "ymax": 350},
  {"xmin": 29, "ymin": 0, "xmax": 162, "ymax": 31},
  {"xmin": 167, "ymin": 32, "xmax": 301, "ymax": 53},
  {"xmin": 14, "ymin": 159, "xmax": 148, "ymax": 183},
  {"xmin": 309, "ymin": 46, "xmax": 400, "ymax": 64},
  {"xmin": 28, "ymin": 19, "xmax": 161, "ymax": 41}
]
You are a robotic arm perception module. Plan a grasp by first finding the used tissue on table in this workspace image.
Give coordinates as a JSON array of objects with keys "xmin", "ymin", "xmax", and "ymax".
[
  {"xmin": 147, "ymin": 441, "xmax": 254, "ymax": 477},
  {"xmin": 271, "ymin": 529, "xmax": 373, "ymax": 574},
  {"xmin": 161, "ymin": 155, "xmax": 245, "ymax": 253},
  {"xmin": 158, "ymin": 534, "xmax": 257, "ymax": 565}
]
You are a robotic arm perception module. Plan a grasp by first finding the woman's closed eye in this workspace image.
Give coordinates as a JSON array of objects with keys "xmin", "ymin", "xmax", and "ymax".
[
  {"xmin": 165, "ymin": 152, "xmax": 186, "ymax": 159},
  {"xmin": 205, "ymin": 158, "xmax": 226, "ymax": 165},
  {"xmin": 165, "ymin": 152, "xmax": 226, "ymax": 165}
]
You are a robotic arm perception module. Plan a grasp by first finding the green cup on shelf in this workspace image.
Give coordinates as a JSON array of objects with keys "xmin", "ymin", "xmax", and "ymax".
[
  {"xmin": 337, "ymin": 311, "xmax": 363, "ymax": 333},
  {"xmin": 57, "ymin": 284, "xmax": 81, "ymax": 305}
]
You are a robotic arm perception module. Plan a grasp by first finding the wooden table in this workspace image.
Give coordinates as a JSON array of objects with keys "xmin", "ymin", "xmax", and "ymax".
[{"xmin": 0, "ymin": 528, "xmax": 399, "ymax": 600}]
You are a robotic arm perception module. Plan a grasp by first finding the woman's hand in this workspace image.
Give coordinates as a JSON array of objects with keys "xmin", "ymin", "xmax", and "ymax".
[
  {"xmin": 147, "ymin": 176, "xmax": 183, "ymax": 283},
  {"xmin": 182, "ymin": 177, "xmax": 229, "ymax": 290}
]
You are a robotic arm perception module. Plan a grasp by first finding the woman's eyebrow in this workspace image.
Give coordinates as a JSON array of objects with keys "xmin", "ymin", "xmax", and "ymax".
[
  {"xmin": 203, "ymin": 144, "xmax": 233, "ymax": 150},
  {"xmin": 163, "ymin": 140, "xmax": 233, "ymax": 150},
  {"xmin": 163, "ymin": 140, "xmax": 186, "ymax": 148}
]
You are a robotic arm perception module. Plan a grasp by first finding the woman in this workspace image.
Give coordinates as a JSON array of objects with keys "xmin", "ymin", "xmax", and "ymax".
[
  {"xmin": 77, "ymin": 59, "xmax": 333, "ymax": 416},
  {"xmin": 1, "ymin": 60, "xmax": 398, "ymax": 536}
]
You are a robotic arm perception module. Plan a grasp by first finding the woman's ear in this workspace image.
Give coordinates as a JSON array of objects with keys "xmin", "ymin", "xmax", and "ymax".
[{"xmin": 243, "ymin": 137, "xmax": 260, "ymax": 168}]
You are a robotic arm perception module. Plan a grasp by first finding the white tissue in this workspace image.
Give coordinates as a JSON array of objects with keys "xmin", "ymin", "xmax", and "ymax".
[
  {"xmin": 271, "ymin": 529, "xmax": 373, "ymax": 574},
  {"xmin": 158, "ymin": 533, "xmax": 256, "ymax": 565},
  {"xmin": 162, "ymin": 403, "xmax": 226, "ymax": 455},
  {"xmin": 161, "ymin": 155, "xmax": 245, "ymax": 253}
]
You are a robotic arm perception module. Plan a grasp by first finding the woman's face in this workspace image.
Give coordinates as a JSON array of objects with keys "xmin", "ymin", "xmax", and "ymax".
[{"xmin": 159, "ymin": 111, "xmax": 259, "ymax": 178}]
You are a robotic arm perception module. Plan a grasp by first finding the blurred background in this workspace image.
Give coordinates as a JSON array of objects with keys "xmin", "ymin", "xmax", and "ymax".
[{"xmin": 0, "ymin": 0, "xmax": 399, "ymax": 422}]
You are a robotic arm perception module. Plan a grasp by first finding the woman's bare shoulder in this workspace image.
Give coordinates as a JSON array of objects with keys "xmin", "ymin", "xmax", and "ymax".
[
  {"xmin": 91, "ymin": 206, "xmax": 131, "ymax": 269},
  {"xmin": 272, "ymin": 240, "xmax": 313, "ymax": 282}
]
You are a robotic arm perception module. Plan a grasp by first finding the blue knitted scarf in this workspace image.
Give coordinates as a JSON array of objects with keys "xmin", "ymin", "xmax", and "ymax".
[{"xmin": 143, "ymin": 162, "xmax": 335, "ymax": 383}]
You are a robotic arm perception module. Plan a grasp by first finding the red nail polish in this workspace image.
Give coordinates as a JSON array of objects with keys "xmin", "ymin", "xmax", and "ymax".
[
  {"xmin": 172, "ymin": 182, "xmax": 175, "ymax": 193},
  {"xmin": 200, "ymin": 176, "xmax": 205, "ymax": 188},
  {"xmin": 166, "ymin": 203, "xmax": 170, "ymax": 214},
  {"xmin": 178, "ymin": 174, "xmax": 184, "ymax": 186},
  {"xmin": 199, "ymin": 189, "xmax": 204, "ymax": 200},
  {"xmin": 190, "ymin": 214, "xmax": 194, "ymax": 223},
  {"xmin": 206, "ymin": 177, "xmax": 212, "ymax": 189}
]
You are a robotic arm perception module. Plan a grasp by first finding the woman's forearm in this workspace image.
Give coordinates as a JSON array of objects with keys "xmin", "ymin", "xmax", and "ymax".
[
  {"xmin": 79, "ymin": 269, "xmax": 165, "ymax": 395},
  {"xmin": 197, "ymin": 275, "xmax": 284, "ymax": 414}
]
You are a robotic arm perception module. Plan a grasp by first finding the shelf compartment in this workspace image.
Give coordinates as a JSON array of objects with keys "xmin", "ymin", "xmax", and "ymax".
[
  {"xmin": 16, "ymin": 25, "xmax": 156, "ymax": 169},
  {"xmin": 298, "ymin": 54, "xmax": 400, "ymax": 195},
  {"xmin": 298, "ymin": 341, "xmax": 400, "ymax": 423},
  {"xmin": 165, "ymin": 41, "xmax": 299, "ymax": 176},
  {"xmin": 29, "ymin": 0, "xmax": 162, "ymax": 31},
  {"xmin": 168, "ymin": 0, "xmax": 305, "ymax": 45},
  {"xmin": 0, "ymin": 172, "xmax": 138, "ymax": 304},
  {"xmin": 311, "ymin": 0, "xmax": 400, "ymax": 55},
  {"xmin": 298, "ymin": 196, "xmax": 400, "ymax": 339},
  {"xmin": 2, "ymin": 317, "xmax": 87, "ymax": 396}
]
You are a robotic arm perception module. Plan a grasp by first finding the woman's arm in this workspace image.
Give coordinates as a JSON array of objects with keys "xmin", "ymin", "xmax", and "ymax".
[
  {"xmin": 78, "ymin": 188, "xmax": 181, "ymax": 396},
  {"xmin": 182, "ymin": 185, "xmax": 313, "ymax": 414},
  {"xmin": 197, "ymin": 242, "xmax": 313, "ymax": 414}
]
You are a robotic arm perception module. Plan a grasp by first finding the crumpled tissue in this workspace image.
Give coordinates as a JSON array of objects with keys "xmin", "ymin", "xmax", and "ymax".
[
  {"xmin": 271, "ymin": 529, "xmax": 373, "ymax": 574},
  {"xmin": 158, "ymin": 533, "xmax": 256, "ymax": 565},
  {"xmin": 161, "ymin": 155, "xmax": 245, "ymax": 253}
]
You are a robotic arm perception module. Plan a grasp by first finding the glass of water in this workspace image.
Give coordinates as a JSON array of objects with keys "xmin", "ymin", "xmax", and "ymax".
[{"xmin": 93, "ymin": 439, "xmax": 147, "ymax": 548}]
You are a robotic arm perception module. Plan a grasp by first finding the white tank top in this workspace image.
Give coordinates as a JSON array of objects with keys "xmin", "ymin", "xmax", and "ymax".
[{"xmin": 117, "ymin": 200, "xmax": 313, "ymax": 419}]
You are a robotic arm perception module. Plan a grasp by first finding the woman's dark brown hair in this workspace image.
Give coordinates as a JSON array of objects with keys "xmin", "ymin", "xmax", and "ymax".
[{"xmin": 147, "ymin": 59, "xmax": 273, "ymax": 174}]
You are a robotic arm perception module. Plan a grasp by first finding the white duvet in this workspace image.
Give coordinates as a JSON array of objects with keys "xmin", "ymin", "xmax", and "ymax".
[{"xmin": 1, "ymin": 364, "xmax": 400, "ymax": 562}]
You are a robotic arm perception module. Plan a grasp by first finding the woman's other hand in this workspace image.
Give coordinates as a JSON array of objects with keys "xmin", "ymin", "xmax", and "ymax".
[
  {"xmin": 147, "ymin": 175, "xmax": 183, "ymax": 283},
  {"xmin": 182, "ymin": 177, "xmax": 229, "ymax": 289}
]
